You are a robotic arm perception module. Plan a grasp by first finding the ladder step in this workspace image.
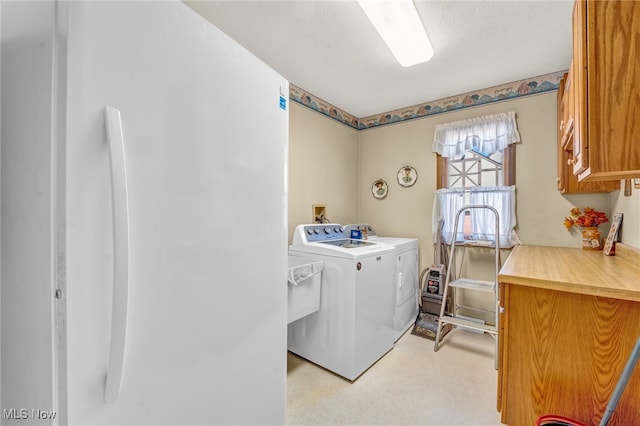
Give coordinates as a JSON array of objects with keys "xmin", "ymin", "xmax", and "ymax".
[
  {"xmin": 439, "ymin": 316, "xmax": 497, "ymax": 334},
  {"xmin": 463, "ymin": 240, "xmax": 495, "ymax": 248},
  {"xmin": 449, "ymin": 277, "xmax": 495, "ymax": 292}
]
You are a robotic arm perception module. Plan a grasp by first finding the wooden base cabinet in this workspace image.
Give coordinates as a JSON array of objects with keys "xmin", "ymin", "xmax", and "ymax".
[{"xmin": 498, "ymin": 283, "xmax": 640, "ymax": 425}]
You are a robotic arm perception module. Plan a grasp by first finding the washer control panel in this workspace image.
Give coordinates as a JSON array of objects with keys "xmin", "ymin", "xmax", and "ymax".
[
  {"xmin": 304, "ymin": 225, "xmax": 346, "ymax": 242},
  {"xmin": 294, "ymin": 224, "xmax": 346, "ymax": 244}
]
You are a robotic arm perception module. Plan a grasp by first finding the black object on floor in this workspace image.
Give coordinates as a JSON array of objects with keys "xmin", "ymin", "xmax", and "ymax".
[{"xmin": 411, "ymin": 313, "xmax": 451, "ymax": 341}]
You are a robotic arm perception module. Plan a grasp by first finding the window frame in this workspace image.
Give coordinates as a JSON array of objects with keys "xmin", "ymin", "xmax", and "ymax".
[{"xmin": 436, "ymin": 144, "xmax": 516, "ymax": 189}]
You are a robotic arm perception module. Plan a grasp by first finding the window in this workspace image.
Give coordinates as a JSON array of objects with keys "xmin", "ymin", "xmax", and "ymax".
[
  {"xmin": 432, "ymin": 112, "xmax": 521, "ymax": 248},
  {"xmin": 437, "ymin": 145, "xmax": 515, "ymax": 190}
]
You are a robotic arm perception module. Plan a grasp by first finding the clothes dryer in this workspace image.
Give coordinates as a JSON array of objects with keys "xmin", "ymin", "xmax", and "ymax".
[
  {"xmin": 344, "ymin": 224, "xmax": 420, "ymax": 341},
  {"xmin": 288, "ymin": 224, "xmax": 396, "ymax": 381}
]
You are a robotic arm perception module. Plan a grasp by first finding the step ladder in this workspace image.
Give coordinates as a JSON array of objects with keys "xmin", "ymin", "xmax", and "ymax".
[{"xmin": 433, "ymin": 205, "xmax": 501, "ymax": 369}]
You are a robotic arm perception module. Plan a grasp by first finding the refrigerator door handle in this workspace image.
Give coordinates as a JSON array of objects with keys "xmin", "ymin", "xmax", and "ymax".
[{"xmin": 104, "ymin": 106, "xmax": 130, "ymax": 403}]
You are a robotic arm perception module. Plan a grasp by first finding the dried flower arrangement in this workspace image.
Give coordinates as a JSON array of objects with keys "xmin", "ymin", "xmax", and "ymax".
[{"xmin": 563, "ymin": 207, "xmax": 609, "ymax": 230}]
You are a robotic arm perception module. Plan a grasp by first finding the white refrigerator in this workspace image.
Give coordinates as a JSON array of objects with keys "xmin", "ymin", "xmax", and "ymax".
[{"xmin": 1, "ymin": 1, "xmax": 288, "ymax": 425}]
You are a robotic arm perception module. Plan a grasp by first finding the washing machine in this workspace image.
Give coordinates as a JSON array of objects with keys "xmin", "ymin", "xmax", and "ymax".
[
  {"xmin": 344, "ymin": 224, "xmax": 419, "ymax": 341},
  {"xmin": 288, "ymin": 224, "xmax": 396, "ymax": 381}
]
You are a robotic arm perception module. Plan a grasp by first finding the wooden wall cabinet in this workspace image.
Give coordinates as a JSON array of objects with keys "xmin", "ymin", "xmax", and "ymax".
[
  {"xmin": 558, "ymin": 69, "xmax": 573, "ymax": 150},
  {"xmin": 571, "ymin": 0, "xmax": 640, "ymax": 182},
  {"xmin": 557, "ymin": 71, "xmax": 618, "ymax": 193}
]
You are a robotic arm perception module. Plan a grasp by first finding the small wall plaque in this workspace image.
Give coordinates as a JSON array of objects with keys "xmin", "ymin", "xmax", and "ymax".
[
  {"xmin": 397, "ymin": 165, "xmax": 417, "ymax": 187},
  {"xmin": 371, "ymin": 179, "xmax": 388, "ymax": 200}
]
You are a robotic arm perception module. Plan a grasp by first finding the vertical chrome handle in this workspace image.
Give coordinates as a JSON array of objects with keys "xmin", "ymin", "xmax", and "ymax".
[{"xmin": 104, "ymin": 106, "xmax": 130, "ymax": 403}]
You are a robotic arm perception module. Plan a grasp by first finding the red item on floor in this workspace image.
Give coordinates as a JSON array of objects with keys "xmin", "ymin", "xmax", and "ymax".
[{"xmin": 536, "ymin": 415, "xmax": 589, "ymax": 426}]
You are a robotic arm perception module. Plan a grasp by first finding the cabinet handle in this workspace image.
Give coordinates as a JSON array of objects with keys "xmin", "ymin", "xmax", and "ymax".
[{"xmin": 560, "ymin": 119, "xmax": 565, "ymax": 131}]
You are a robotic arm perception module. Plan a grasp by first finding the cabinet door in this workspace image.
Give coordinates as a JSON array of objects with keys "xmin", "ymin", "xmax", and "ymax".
[
  {"xmin": 556, "ymin": 75, "xmax": 567, "ymax": 192},
  {"xmin": 500, "ymin": 284, "xmax": 640, "ymax": 425},
  {"xmin": 583, "ymin": 0, "xmax": 640, "ymax": 181},
  {"xmin": 561, "ymin": 67, "xmax": 573, "ymax": 148},
  {"xmin": 573, "ymin": 0, "xmax": 640, "ymax": 181},
  {"xmin": 572, "ymin": 0, "xmax": 588, "ymax": 176},
  {"xmin": 557, "ymin": 69, "xmax": 619, "ymax": 194},
  {"xmin": 497, "ymin": 283, "xmax": 509, "ymax": 414}
]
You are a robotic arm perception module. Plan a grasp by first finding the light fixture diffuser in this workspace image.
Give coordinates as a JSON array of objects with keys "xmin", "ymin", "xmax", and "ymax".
[{"xmin": 357, "ymin": 0, "xmax": 433, "ymax": 67}]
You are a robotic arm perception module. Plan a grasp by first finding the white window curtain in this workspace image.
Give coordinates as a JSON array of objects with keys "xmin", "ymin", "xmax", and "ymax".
[
  {"xmin": 432, "ymin": 112, "xmax": 520, "ymax": 158},
  {"xmin": 432, "ymin": 186, "xmax": 521, "ymax": 248}
]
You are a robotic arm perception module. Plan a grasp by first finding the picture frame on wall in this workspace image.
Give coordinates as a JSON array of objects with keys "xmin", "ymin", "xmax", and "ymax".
[
  {"xmin": 371, "ymin": 179, "xmax": 388, "ymax": 200},
  {"xmin": 397, "ymin": 165, "xmax": 417, "ymax": 187},
  {"xmin": 603, "ymin": 213, "xmax": 623, "ymax": 256}
]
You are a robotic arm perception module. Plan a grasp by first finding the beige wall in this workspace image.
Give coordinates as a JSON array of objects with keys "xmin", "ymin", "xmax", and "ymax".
[
  {"xmin": 289, "ymin": 90, "xmax": 640, "ymax": 256},
  {"xmin": 358, "ymin": 92, "xmax": 615, "ymax": 271},
  {"xmin": 610, "ymin": 185, "xmax": 640, "ymax": 248},
  {"xmin": 288, "ymin": 88, "xmax": 640, "ymax": 327},
  {"xmin": 288, "ymin": 102, "xmax": 359, "ymax": 242}
]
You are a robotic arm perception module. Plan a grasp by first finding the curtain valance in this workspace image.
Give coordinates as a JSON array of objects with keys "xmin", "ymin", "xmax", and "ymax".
[{"xmin": 432, "ymin": 112, "xmax": 520, "ymax": 158}]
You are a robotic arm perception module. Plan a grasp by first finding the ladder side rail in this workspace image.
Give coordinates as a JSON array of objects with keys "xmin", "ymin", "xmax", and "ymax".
[
  {"xmin": 435, "ymin": 206, "xmax": 466, "ymax": 349},
  {"xmin": 491, "ymin": 205, "xmax": 500, "ymax": 370},
  {"xmin": 437, "ymin": 207, "xmax": 464, "ymax": 320}
]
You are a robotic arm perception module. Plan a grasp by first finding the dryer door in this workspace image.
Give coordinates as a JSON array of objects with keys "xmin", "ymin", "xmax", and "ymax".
[{"xmin": 394, "ymin": 248, "xmax": 419, "ymax": 339}]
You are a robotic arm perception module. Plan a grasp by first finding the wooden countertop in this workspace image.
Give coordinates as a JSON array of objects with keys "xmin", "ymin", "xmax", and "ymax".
[{"xmin": 498, "ymin": 243, "xmax": 640, "ymax": 302}]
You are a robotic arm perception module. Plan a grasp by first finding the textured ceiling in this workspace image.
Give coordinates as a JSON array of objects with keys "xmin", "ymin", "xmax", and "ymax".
[{"xmin": 185, "ymin": 0, "xmax": 573, "ymax": 118}]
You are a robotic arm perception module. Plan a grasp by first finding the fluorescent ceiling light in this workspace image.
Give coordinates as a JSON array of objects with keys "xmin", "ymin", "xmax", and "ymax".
[{"xmin": 357, "ymin": 0, "xmax": 433, "ymax": 67}]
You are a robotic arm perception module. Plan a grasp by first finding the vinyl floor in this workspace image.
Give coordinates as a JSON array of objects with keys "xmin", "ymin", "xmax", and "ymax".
[{"xmin": 287, "ymin": 328, "xmax": 504, "ymax": 426}]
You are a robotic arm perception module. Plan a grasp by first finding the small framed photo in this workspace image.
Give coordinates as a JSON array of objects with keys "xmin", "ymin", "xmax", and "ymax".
[
  {"xmin": 371, "ymin": 179, "xmax": 388, "ymax": 200},
  {"xmin": 603, "ymin": 213, "xmax": 623, "ymax": 256},
  {"xmin": 634, "ymin": 178, "xmax": 640, "ymax": 189},
  {"xmin": 397, "ymin": 165, "xmax": 417, "ymax": 187}
]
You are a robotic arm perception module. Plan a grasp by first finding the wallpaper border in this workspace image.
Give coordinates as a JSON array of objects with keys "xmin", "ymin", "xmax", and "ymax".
[{"xmin": 290, "ymin": 70, "xmax": 566, "ymax": 130}]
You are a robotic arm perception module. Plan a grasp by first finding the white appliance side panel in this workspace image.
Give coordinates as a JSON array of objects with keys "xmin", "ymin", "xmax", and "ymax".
[
  {"xmin": 64, "ymin": 2, "xmax": 287, "ymax": 424},
  {"xmin": 353, "ymin": 253, "xmax": 395, "ymax": 375},
  {"xmin": 287, "ymin": 256, "xmax": 356, "ymax": 377},
  {"xmin": 1, "ymin": 3, "xmax": 57, "ymax": 424},
  {"xmin": 394, "ymin": 248, "xmax": 419, "ymax": 339}
]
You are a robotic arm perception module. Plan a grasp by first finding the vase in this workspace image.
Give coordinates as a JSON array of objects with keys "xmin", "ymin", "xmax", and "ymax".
[{"xmin": 582, "ymin": 226, "xmax": 601, "ymax": 250}]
